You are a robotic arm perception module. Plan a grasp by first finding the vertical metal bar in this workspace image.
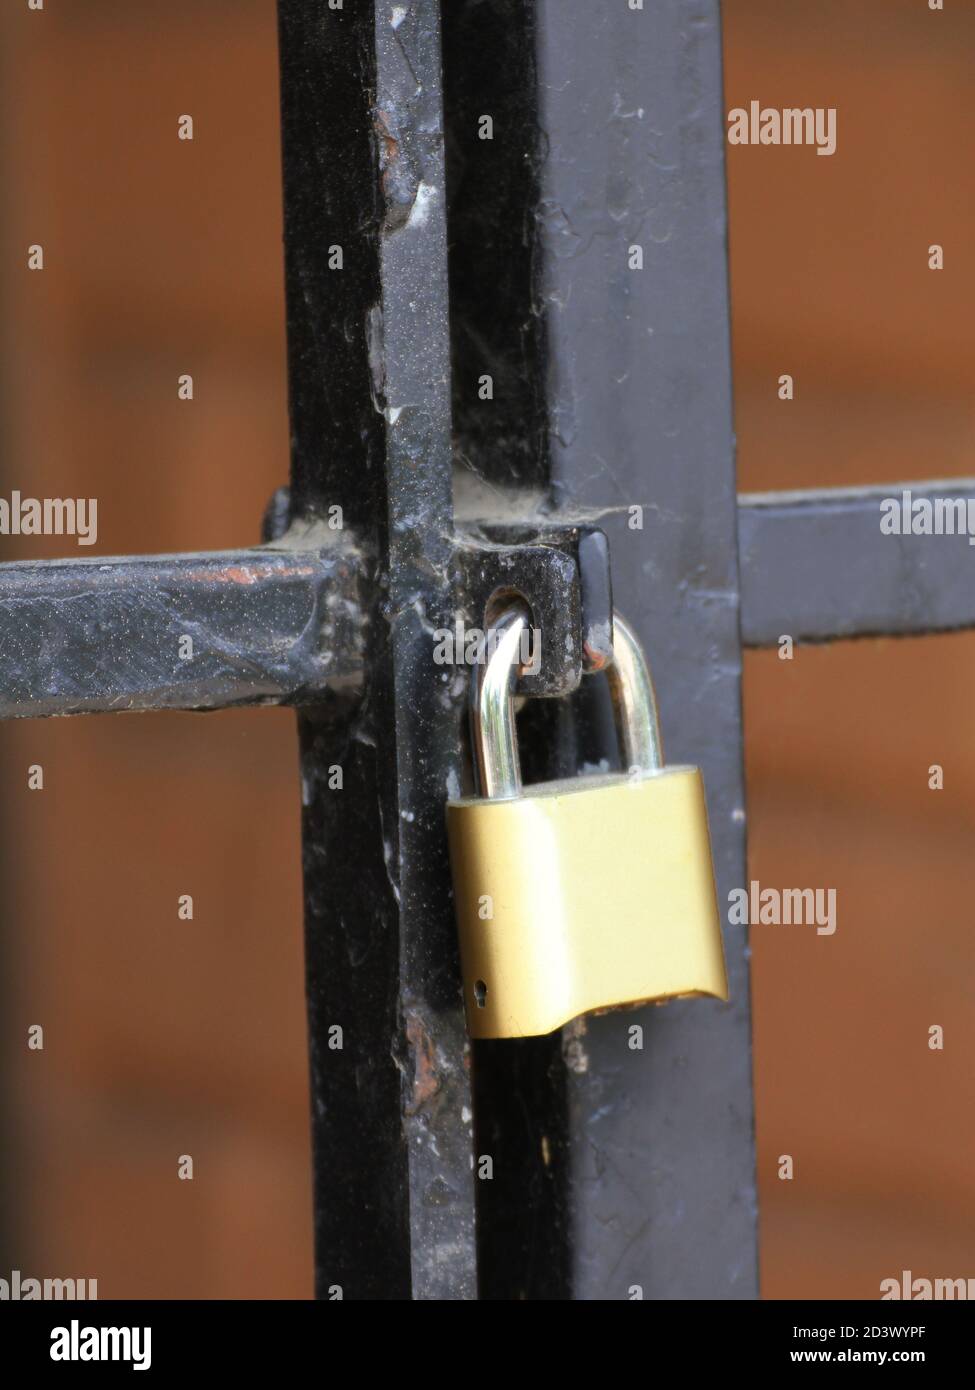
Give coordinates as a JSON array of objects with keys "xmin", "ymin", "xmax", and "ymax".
[
  {"xmin": 278, "ymin": 0, "xmax": 475, "ymax": 1300},
  {"xmin": 441, "ymin": 1, "xmax": 547, "ymax": 496},
  {"xmin": 442, "ymin": 0, "xmax": 573, "ymax": 1299},
  {"xmin": 446, "ymin": 0, "xmax": 757, "ymax": 1298},
  {"xmin": 535, "ymin": 0, "xmax": 757, "ymax": 1300}
]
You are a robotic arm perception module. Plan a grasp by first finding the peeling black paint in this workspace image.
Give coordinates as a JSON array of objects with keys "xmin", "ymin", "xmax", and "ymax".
[
  {"xmin": 0, "ymin": 547, "xmax": 359, "ymax": 719},
  {"xmin": 279, "ymin": 0, "xmax": 477, "ymax": 1302}
]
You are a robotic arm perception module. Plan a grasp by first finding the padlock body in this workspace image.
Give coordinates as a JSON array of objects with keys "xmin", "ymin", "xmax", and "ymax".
[{"xmin": 447, "ymin": 766, "xmax": 728, "ymax": 1039}]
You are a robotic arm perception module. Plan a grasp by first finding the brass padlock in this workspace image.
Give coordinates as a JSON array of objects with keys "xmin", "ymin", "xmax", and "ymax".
[{"xmin": 447, "ymin": 604, "xmax": 728, "ymax": 1038}]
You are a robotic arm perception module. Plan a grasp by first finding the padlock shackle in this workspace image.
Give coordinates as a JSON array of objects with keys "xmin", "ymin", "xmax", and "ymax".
[
  {"xmin": 469, "ymin": 604, "xmax": 663, "ymax": 800},
  {"xmin": 606, "ymin": 611, "xmax": 664, "ymax": 774},
  {"xmin": 470, "ymin": 603, "xmax": 530, "ymax": 799}
]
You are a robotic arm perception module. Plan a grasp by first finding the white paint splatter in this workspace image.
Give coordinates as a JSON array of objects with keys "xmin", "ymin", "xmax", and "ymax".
[
  {"xmin": 391, "ymin": 5, "xmax": 406, "ymax": 27},
  {"xmin": 405, "ymin": 181, "xmax": 438, "ymax": 231}
]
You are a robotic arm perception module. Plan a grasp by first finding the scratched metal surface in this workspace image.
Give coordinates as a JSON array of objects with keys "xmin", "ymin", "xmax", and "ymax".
[
  {"xmin": 0, "ymin": 548, "xmax": 358, "ymax": 719},
  {"xmin": 278, "ymin": 0, "xmax": 477, "ymax": 1300}
]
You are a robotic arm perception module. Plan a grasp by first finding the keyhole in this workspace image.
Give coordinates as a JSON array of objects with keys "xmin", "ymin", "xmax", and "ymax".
[{"xmin": 474, "ymin": 979, "xmax": 488, "ymax": 1009}]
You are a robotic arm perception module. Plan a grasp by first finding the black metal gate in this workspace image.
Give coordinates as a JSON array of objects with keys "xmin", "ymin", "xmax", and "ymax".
[{"xmin": 2, "ymin": 0, "xmax": 969, "ymax": 1301}]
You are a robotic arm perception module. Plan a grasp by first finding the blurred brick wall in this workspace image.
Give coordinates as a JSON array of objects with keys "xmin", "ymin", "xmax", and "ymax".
[
  {"xmin": 726, "ymin": 0, "xmax": 975, "ymax": 492},
  {"xmin": 725, "ymin": 0, "xmax": 975, "ymax": 1298},
  {"xmin": 0, "ymin": 0, "xmax": 312, "ymax": 1298},
  {"xmin": 0, "ymin": 0, "xmax": 971, "ymax": 1300}
]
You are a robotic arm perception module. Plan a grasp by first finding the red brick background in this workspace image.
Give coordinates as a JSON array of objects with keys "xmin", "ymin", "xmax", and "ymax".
[
  {"xmin": 727, "ymin": 0, "xmax": 975, "ymax": 1299},
  {"xmin": 0, "ymin": 0, "xmax": 309, "ymax": 1299},
  {"xmin": 0, "ymin": 0, "xmax": 971, "ymax": 1298}
]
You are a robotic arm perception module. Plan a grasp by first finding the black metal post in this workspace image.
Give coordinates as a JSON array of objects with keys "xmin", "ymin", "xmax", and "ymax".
[
  {"xmin": 445, "ymin": 0, "xmax": 758, "ymax": 1299},
  {"xmin": 278, "ymin": 0, "xmax": 476, "ymax": 1300}
]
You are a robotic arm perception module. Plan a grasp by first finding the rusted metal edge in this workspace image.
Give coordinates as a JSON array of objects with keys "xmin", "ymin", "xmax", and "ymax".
[{"xmin": 0, "ymin": 544, "xmax": 363, "ymax": 718}]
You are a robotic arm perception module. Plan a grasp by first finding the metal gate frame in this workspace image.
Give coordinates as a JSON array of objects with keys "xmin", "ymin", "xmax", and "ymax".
[{"xmin": 2, "ymin": 0, "xmax": 970, "ymax": 1300}]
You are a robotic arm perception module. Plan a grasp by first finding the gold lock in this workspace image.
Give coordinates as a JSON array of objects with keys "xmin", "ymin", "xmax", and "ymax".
[{"xmin": 447, "ymin": 604, "xmax": 728, "ymax": 1039}]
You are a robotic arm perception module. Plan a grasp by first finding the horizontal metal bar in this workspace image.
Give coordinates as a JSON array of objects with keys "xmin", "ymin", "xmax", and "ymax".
[
  {"xmin": 738, "ymin": 481, "xmax": 975, "ymax": 646},
  {"xmin": 0, "ymin": 545, "xmax": 363, "ymax": 718}
]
